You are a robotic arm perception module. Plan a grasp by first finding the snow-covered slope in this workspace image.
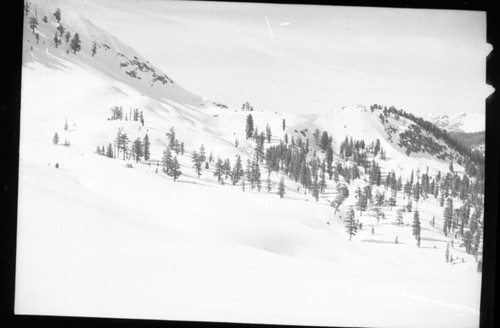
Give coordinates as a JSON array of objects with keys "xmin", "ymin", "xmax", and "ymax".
[
  {"xmin": 22, "ymin": 0, "xmax": 218, "ymax": 109},
  {"xmin": 17, "ymin": 1, "xmax": 483, "ymax": 327},
  {"xmin": 417, "ymin": 112, "xmax": 485, "ymax": 133},
  {"xmin": 315, "ymin": 105, "xmax": 465, "ymax": 176}
]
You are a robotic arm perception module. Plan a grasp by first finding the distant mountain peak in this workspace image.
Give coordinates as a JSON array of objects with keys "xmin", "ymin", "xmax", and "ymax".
[{"xmin": 417, "ymin": 112, "xmax": 485, "ymax": 133}]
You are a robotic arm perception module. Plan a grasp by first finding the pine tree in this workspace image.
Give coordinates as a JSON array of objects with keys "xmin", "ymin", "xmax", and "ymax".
[
  {"xmin": 106, "ymin": 143, "xmax": 113, "ymax": 158},
  {"xmin": 64, "ymin": 31, "xmax": 70, "ymax": 43},
  {"xmin": 232, "ymin": 155, "xmax": 243, "ymax": 185},
  {"xmin": 57, "ymin": 24, "xmax": 65, "ymax": 37},
  {"xmin": 443, "ymin": 197, "xmax": 453, "ymax": 236},
  {"xmin": 132, "ymin": 138, "xmax": 143, "ymax": 162},
  {"xmin": 445, "ymin": 242, "xmax": 450, "ymax": 262},
  {"xmin": 253, "ymin": 158, "xmax": 262, "ymax": 191},
  {"xmin": 172, "ymin": 156, "xmax": 181, "ymax": 181},
  {"xmin": 214, "ymin": 157, "xmax": 224, "ymax": 183},
  {"xmin": 116, "ymin": 132, "xmax": 129, "ymax": 160},
  {"xmin": 461, "ymin": 230, "xmax": 474, "ymax": 254},
  {"xmin": 161, "ymin": 147, "xmax": 173, "ymax": 174},
  {"xmin": 412, "ymin": 210, "xmax": 421, "ymax": 242},
  {"xmin": 192, "ymin": 151, "xmax": 202, "ymax": 178},
  {"xmin": 91, "ymin": 41, "xmax": 97, "ymax": 57},
  {"xmin": 396, "ymin": 208, "xmax": 404, "ymax": 226},
  {"xmin": 278, "ymin": 176, "xmax": 286, "ymax": 198},
  {"xmin": 344, "ymin": 207, "xmax": 357, "ymax": 241},
  {"xmin": 53, "ymin": 132, "xmax": 59, "ymax": 145},
  {"xmin": 64, "ymin": 119, "xmax": 68, "ymax": 131},
  {"xmin": 143, "ymin": 134, "xmax": 150, "ymax": 161},
  {"xmin": 53, "ymin": 32, "xmax": 60, "ymax": 48},
  {"xmin": 265, "ymin": 124, "xmax": 272, "ymax": 143},
  {"xmin": 282, "ymin": 118, "xmax": 286, "ymax": 131},
  {"xmin": 29, "ymin": 16, "xmax": 38, "ymax": 33},
  {"xmin": 70, "ymin": 33, "xmax": 81, "ymax": 54},
  {"xmin": 223, "ymin": 158, "xmax": 231, "ymax": 180},
  {"xmin": 53, "ymin": 8, "xmax": 61, "ymax": 23},
  {"xmin": 245, "ymin": 114, "xmax": 254, "ymax": 139},
  {"xmin": 199, "ymin": 145, "xmax": 206, "ymax": 163}
]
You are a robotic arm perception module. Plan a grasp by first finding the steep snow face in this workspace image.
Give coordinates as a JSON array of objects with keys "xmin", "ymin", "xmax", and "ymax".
[
  {"xmin": 417, "ymin": 112, "xmax": 485, "ymax": 133},
  {"xmin": 23, "ymin": 0, "xmax": 217, "ymax": 109}
]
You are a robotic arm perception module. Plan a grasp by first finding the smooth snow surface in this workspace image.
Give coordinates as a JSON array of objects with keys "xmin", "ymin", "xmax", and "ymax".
[{"xmin": 17, "ymin": 1, "xmax": 482, "ymax": 327}]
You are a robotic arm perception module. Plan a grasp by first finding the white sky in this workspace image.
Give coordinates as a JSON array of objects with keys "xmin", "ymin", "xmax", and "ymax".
[{"xmin": 68, "ymin": 0, "xmax": 492, "ymax": 115}]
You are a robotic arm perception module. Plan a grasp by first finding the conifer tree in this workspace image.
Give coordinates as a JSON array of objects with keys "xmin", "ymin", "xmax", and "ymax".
[
  {"xmin": 232, "ymin": 155, "xmax": 243, "ymax": 185},
  {"xmin": 223, "ymin": 158, "xmax": 232, "ymax": 180},
  {"xmin": 461, "ymin": 230, "xmax": 474, "ymax": 254},
  {"xmin": 57, "ymin": 24, "xmax": 65, "ymax": 37},
  {"xmin": 70, "ymin": 33, "xmax": 81, "ymax": 54},
  {"xmin": 172, "ymin": 156, "xmax": 181, "ymax": 181},
  {"xmin": 245, "ymin": 114, "xmax": 254, "ymax": 139},
  {"xmin": 265, "ymin": 124, "xmax": 272, "ymax": 143},
  {"xmin": 412, "ymin": 210, "xmax": 421, "ymax": 242},
  {"xmin": 445, "ymin": 242, "xmax": 450, "ymax": 262},
  {"xmin": 65, "ymin": 31, "xmax": 70, "ymax": 43},
  {"xmin": 214, "ymin": 157, "xmax": 224, "ymax": 183},
  {"xmin": 443, "ymin": 197, "xmax": 453, "ymax": 236},
  {"xmin": 53, "ymin": 32, "xmax": 60, "ymax": 48},
  {"xmin": 143, "ymin": 134, "xmax": 150, "ymax": 161},
  {"xmin": 132, "ymin": 138, "xmax": 143, "ymax": 162},
  {"xmin": 282, "ymin": 118, "xmax": 286, "ymax": 131},
  {"xmin": 53, "ymin": 132, "xmax": 59, "ymax": 145},
  {"xmin": 106, "ymin": 143, "xmax": 113, "ymax": 158},
  {"xmin": 344, "ymin": 207, "xmax": 357, "ymax": 241},
  {"xmin": 278, "ymin": 176, "xmax": 286, "ymax": 198},
  {"xmin": 91, "ymin": 41, "xmax": 97, "ymax": 57},
  {"xmin": 396, "ymin": 208, "xmax": 404, "ymax": 227},
  {"xmin": 64, "ymin": 119, "xmax": 68, "ymax": 131},
  {"xmin": 192, "ymin": 151, "xmax": 203, "ymax": 178},
  {"xmin": 199, "ymin": 145, "xmax": 206, "ymax": 163},
  {"xmin": 29, "ymin": 16, "xmax": 38, "ymax": 33},
  {"xmin": 162, "ymin": 147, "xmax": 173, "ymax": 174},
  {"xmin": 53, "ymin": 8, "xmax": 61, "ymax": 23}
]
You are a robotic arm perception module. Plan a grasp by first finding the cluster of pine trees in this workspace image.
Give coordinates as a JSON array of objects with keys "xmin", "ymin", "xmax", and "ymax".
[{"xmin": 109, "ymin": 106, "xmax": 145, "ymax": 125}]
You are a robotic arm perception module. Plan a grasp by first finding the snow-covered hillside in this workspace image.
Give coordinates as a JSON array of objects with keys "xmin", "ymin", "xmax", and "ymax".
[
  {"xmin": 417, "ymin": 112, "xmax": 485, "ymax": 133},
  {"xmin": 17, "ymin": 1, "xmax": 484, "ymax": 328}
]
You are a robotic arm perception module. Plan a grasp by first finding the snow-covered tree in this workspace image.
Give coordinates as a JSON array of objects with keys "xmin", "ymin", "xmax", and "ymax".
[{"xmin": 344, "ymin": 207, "xmax": 357, "ymax": 241}]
